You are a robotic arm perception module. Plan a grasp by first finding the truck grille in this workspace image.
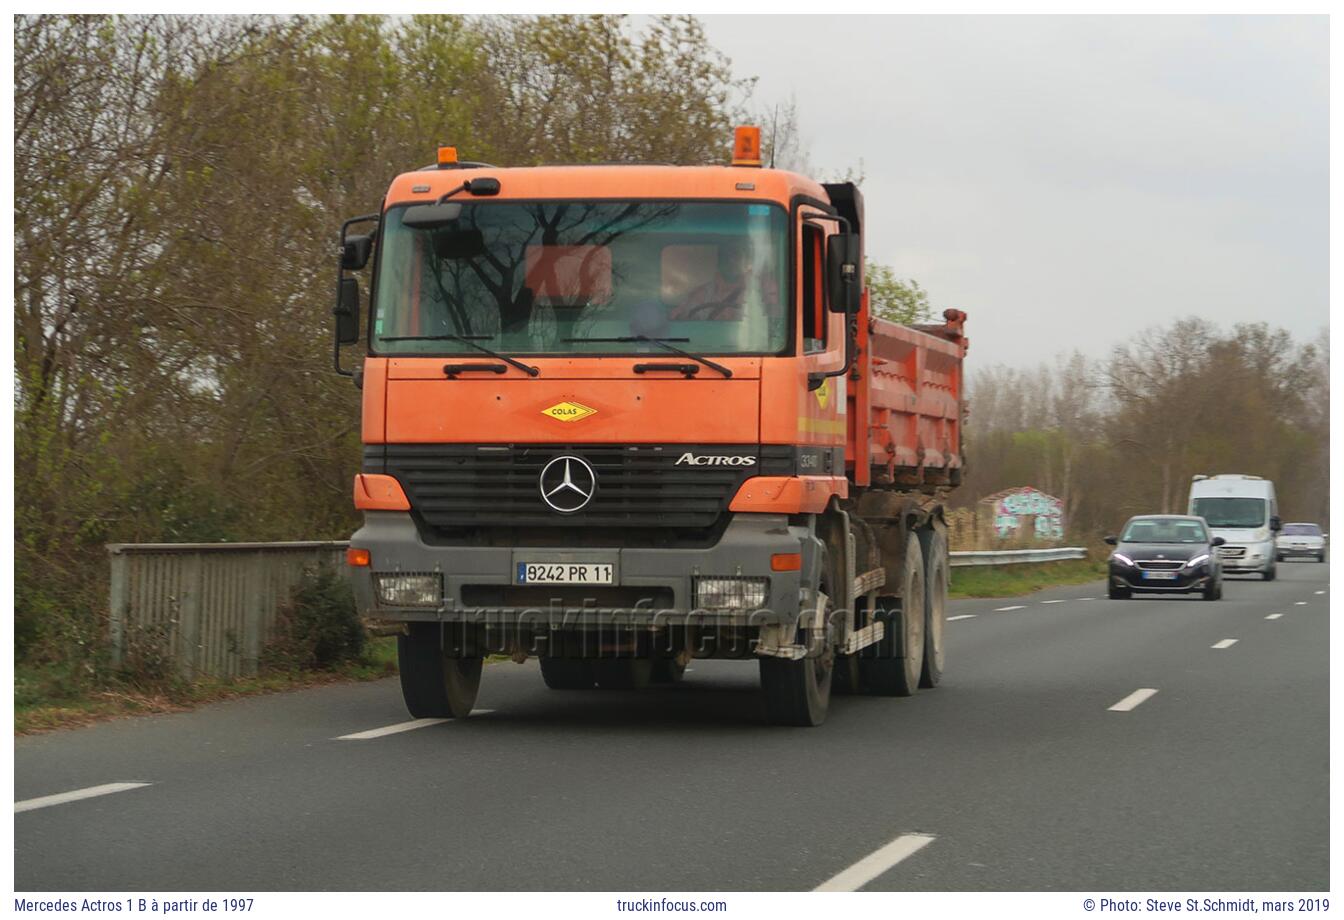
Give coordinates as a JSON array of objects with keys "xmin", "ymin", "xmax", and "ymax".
[
  {"xmin": 1135, "ymin": 560, "xmax": 1183, "ymax": 571},
  {"xmin": 1217, "ymin": 546, "xmax": 1246, "ymax": 559},
  {"xmin": 372, "ymin": 444, "xmax": 789, "ymax": 533}
]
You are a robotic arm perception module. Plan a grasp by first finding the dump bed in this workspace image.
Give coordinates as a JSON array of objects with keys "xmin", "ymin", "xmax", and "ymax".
[{"xmin": 850, "ymin": 307, "xmax": 968, "ymax": 488}]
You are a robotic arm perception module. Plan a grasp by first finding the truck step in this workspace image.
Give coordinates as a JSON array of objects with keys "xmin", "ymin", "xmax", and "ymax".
[
  {"xmin": 853, "ymin": 567, "xmax": 886, "ymax": 597},
  {"xmin": 841, "ymin": 621, "xmax": 885, "ymax": 655}
]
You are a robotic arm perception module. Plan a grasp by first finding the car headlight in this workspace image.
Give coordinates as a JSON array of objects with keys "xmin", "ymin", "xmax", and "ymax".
[
  {"xmin": 1185, "ymin": 553, "xmax": 1210, "ymax": 568},
  {"xmin": 1111, "ymin": 553, "xmax": 1135, "ymax": 567},
  {"xmin": 694, "ymin": 576, "xmax": 768, "ymax": 611},
  {"xmin": 375, "ymin": 573, "xmax": 443, "ymax": 607}
]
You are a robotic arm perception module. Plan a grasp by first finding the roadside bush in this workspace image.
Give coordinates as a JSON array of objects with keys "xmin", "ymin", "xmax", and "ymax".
[{"xmin": 263, "ymin": 566, "xmax": 364, "ymax": 671}]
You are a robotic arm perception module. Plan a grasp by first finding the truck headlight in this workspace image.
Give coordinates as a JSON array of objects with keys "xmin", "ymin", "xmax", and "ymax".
[
  {"xmin": 1185, "ymin": 553, "xmax": 1210, "ymax": 569},
  {"xmin": 375, "ymin": 573, "xmax": 443, "ymax": 607},
  {"xmin": 694, "ymin": 576, "xmax": 768, "ymax": 611}
]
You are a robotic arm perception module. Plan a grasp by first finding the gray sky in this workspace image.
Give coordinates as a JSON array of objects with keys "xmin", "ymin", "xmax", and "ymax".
[{"xmin": 698, "ymin": 15, "xmax": 1329, "ymax": 372}]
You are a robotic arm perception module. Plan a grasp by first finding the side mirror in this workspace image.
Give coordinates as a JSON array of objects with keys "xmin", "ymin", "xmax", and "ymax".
[
  {"xmin": 1269, "ymin": 515, "xmax": 1282, "ymax": 532},
  {"xmin": 1212, "ymin": 537, "xmax": 1226, "ymax": 546},
  {"xmin": 341, "ymin": 234, "xmax": 374, "ymax": 271},
  {"xmin": 1103, "ymin": 535, "xmax": 1117, "ymax": 545},
  {"xmin": 827, "ymin": 232, "xmax": 861, "ymax": 314},
  {"xmin": 334, "ymin": 277, "xmax": 360, "ymax": 345}
]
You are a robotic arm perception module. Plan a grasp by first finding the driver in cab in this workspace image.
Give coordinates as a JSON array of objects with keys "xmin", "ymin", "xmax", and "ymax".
[{"xmin": 669, "ymin": 238, "xmax": 778, "ymax": 321}]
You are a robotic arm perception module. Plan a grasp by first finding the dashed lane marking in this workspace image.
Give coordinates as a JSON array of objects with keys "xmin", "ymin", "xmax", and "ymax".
[
  {"xmin": 1041, "ymin": 600, "xmax": 1067, "ymax": 605},
  {"xmin": 813, "ymin": 833, "xmax": 937, "ymax": 892},
  {"xmin": 994, "ymin": 605, "xmax": 1026, "ymax": 612},
  {"xmin": 1295, "ymin": 601, "xmax": 1308, "ymax": 606},
  {"xmin": 16, "ymin": 782, "xmax": 151, "ymax": 814},
  {"xmin": 1315, "ymin": 590, "xmax": 1325, "ymax": 595},
  {"xmin": 1109, "ymin": 688, "xmax": 1158, "ymax": 712},
  {"xmin": 336, "ymin": 712, "xmax": 495, "ymax": 740},
  {"xmin": 1211, "ymin": 639, "xmax": 1239, "ymax": 649},
  {"xmin": 947, "ymin": 615, "xmax": 977, "ymax": 621},
  {"xmin": 1266, "ymin": 614, "xmax": 1284, "ymax": 620}
]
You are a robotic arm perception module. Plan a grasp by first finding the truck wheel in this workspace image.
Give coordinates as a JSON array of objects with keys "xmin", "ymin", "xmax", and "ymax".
[
  {"xmin": 862, "ymin": 537, "xmax": 924, "ymax": 697},
  {"xmin": 759, "ymin": 557, "xmax": 835, "ymax": 725},
  {"xmin": 917, "ymin": 526, "xmax": 949, "ymax": 689},
  {"xmin": 539, "ymin": 657, "xmax": 595, "ymax": 690},
  {"xmin": 397, "ymin": 624, "xmax": 482, "ymax": 719},
  {"xmin": 651, "ymin": 658, "xmax": 686, "ymax": 684},
  {"xmin": 1263, "ymin": 564, "xmax": 1277, "ymax": 582},
  {"xmin": 1108, "ymin": 583, "xmax": 1131, "ymax": 600},
  {"xmin": 1202, "ymin": 579, "xmax": 1222, "ymax": 601},
  {"xmin": 593, "ymin": 658, "xmax": 654, "ymax": 690},
  {"xmin": 759, "ymin": 645, "xmax": 832, "ymax": 726}
]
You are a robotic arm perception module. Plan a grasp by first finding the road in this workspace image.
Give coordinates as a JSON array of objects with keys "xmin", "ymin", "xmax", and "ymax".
[{"xmin": 14, "ymin": 563, "xmax": 1329, "ymax": 891}]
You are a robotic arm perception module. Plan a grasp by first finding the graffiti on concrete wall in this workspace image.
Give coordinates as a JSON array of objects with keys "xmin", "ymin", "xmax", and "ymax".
[{"xmin": 983, "ymin": 487, "xmax": 1065, "ymax": 540}]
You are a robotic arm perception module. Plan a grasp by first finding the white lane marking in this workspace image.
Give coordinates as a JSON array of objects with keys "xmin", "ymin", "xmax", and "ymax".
[
  {"xmin": 1041, "ymin": 599, "xmax": 1067, "ymax": 605},
  {"xmin": 16, "ymin": 782, "xmax": 151, "ymax": 814},
  {"xmin": 1266, "ymin": 614, "xmax": 1284, "ymax": 620},
  {"xmin": 1211, "ymin": 639, "xmax": 1238, "ymax": 649},
  {"xmin": 1295, "ymin": 601, "xmax": 1308, "ymax": 606},
  {"xmin": 336, "ymin": 711, "xmax": 495, "ymax": 740},
  {"xmin": 813, "ymin": 833, "xmax": 937, "ymax": 892},
  {"xmin": 994, "ymin": 605, "xmax": 1025, "ymax": 612},
  {"xmin": 947, "ymin": 614, "xmax": 977, "ymax": 621},
  {"xmin": 1315, "ymin": 590, "xmax": 1325, "ymax": 595},
  {"xmin": 1109, "ymin": 688, "xmax": 1158, "ymax": 712},
  {"xmin": 1079, "ymin": 597, "xmax": 1096, "ymax": 601}
]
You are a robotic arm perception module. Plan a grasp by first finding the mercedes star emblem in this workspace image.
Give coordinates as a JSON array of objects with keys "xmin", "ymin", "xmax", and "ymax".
[{"xmin": 539, "ymin": 455, "xmax": 597, "ymax": 514}]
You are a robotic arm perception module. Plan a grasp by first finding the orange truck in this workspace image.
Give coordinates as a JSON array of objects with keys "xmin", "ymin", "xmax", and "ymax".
[{"xmin": 337, "ymin": 128, "xmax": 968, "ymax": 726}]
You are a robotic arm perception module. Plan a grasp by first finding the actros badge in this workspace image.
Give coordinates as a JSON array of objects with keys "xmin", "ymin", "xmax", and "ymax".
[{"xmin": 539, "ymin": 456, "xmax": 597, "ymax": 513}]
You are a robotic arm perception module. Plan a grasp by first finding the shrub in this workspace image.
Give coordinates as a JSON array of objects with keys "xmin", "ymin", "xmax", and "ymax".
[{"xmin": 263, "ymin": 565, "xmax": 364, "ymax": 671}]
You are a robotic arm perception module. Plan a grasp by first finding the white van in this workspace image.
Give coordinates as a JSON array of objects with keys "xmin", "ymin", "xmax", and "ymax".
[{"xmin": 1188, "ymin": 474, "xmax": 1281, "ymax": 580}]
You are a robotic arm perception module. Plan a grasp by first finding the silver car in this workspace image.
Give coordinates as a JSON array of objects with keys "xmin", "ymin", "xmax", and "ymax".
[{"xmin": 1276, "ymin": 522, "xmax": 1326, "ymax": 563}]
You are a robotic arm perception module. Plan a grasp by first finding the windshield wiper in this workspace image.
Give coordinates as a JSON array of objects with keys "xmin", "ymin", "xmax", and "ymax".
[
  {"xmin": 379, "ymin": 334, "xmax": 540, "ymax": 377},
  {"xmin": 564, "ymin": 336, "xmax": 732, "ymax": 378}
]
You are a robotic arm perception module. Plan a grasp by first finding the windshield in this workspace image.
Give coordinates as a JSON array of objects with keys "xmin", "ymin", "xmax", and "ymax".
[
  {"xmin": 1122, "ymin": 519, "xmax": 1209, "ymax": 544},
  {"xmin": 1191, "ymin": 497, "xmax": 1267, "ymax": 529},
  {"xmin": 1282, "ymin": 523, "xmax": 1322, "ymax": 536},
  {"xmin": 371, "ymin": 200, "xmax": 788, "ymax": 356}
]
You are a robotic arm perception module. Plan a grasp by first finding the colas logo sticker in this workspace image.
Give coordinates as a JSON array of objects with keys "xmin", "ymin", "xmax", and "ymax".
[{"xmin": 541, "ymin": 401, "xmax": 597, "ymax": 422}]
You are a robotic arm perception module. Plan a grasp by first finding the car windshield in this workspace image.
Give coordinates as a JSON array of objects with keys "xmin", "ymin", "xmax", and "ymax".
[
  {"xmin": 1191, "ymin": 497, "xmax": 1267, "ymax": 529},
  {"xmin": 1282, "ymin": 523, "xmax": 1322, "ymax": 536},
  {"xmin": 1122, "ymin": 519, "xmax": 1209, "ymax": 543},
  {"xmin": 371, "ymin": 200, "xmax": 789, "ymax": 356}
]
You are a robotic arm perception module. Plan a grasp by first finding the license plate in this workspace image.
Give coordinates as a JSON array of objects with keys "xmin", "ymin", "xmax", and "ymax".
[
  {"xmin": 1142, "ymin": 571, "xmax": 1178, "ymax": 581},
  {"xmin": 517, "ymin": 563, "xmax": 614, "ymax": 585}
]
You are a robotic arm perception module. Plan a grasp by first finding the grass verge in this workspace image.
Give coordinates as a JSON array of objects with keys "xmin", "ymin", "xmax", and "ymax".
[
  {"xmin": 15, "ymin": 636, "xmax": 400, "ymax": 735},
  {"xmin": 950, "ymin": 558, "xmax": 1106, "ymax": 599}
]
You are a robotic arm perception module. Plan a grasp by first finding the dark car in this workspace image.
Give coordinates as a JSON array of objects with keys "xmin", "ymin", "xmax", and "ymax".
[{"xmin": 1105, "ymin": 515, "xmax": 1225, "ymax": 600}]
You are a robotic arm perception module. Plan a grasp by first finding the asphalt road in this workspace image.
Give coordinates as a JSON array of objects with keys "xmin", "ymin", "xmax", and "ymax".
[{"xmin": 14, "ymin": 562, "xmax": 1329, "ymax": 892}]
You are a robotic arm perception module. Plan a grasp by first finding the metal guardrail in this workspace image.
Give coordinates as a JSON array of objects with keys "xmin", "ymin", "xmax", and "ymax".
[
  {"xmin": 949, "ymin": 547, "xmax": 1088, "ymax": 568},
  {"xmin": 107, "ymin": 541, "xmax": 349, "ymax": 679}
]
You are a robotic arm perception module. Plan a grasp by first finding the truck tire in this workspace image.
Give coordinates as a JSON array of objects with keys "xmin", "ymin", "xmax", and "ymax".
[
  {"xmin": 539, "ymin": 657, "xmax": 595, "ymax": 690},
  {"xmin": 917, "ymin": 526, "xmax": 949, "ymax": 689},
  {"xmin": 759, "ymin": 551, "xmax": 835, "ymax": 726},
  {"xmin": 593, "ymin": 658, "xmax": 654, "ymax": 690},
  {"xmin": 397, "ymin": 624, "xmax": 482, "ymax": 719},
  {"xmin": 1108, "ymin": 583, "xmax": 1130, "ymax": 600},
  {"xmin": 862, "ymin": 537, "xmax": 924, "ymax": 697},
  {"xmin": 1262, "ymin": 563, "xmax": 1277, "ymax": 582}
]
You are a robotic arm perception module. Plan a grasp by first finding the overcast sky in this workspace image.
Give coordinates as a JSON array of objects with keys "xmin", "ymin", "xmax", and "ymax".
[{"xmin": 697, "ymin": 15, "xmax": 1329, "ymax": 372}]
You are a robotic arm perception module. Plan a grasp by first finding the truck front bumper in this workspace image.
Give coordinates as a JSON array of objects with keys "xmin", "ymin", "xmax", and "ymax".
[{"xmin": 349, "ymin": 511, "xmax": 819, "ymax": 632}]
